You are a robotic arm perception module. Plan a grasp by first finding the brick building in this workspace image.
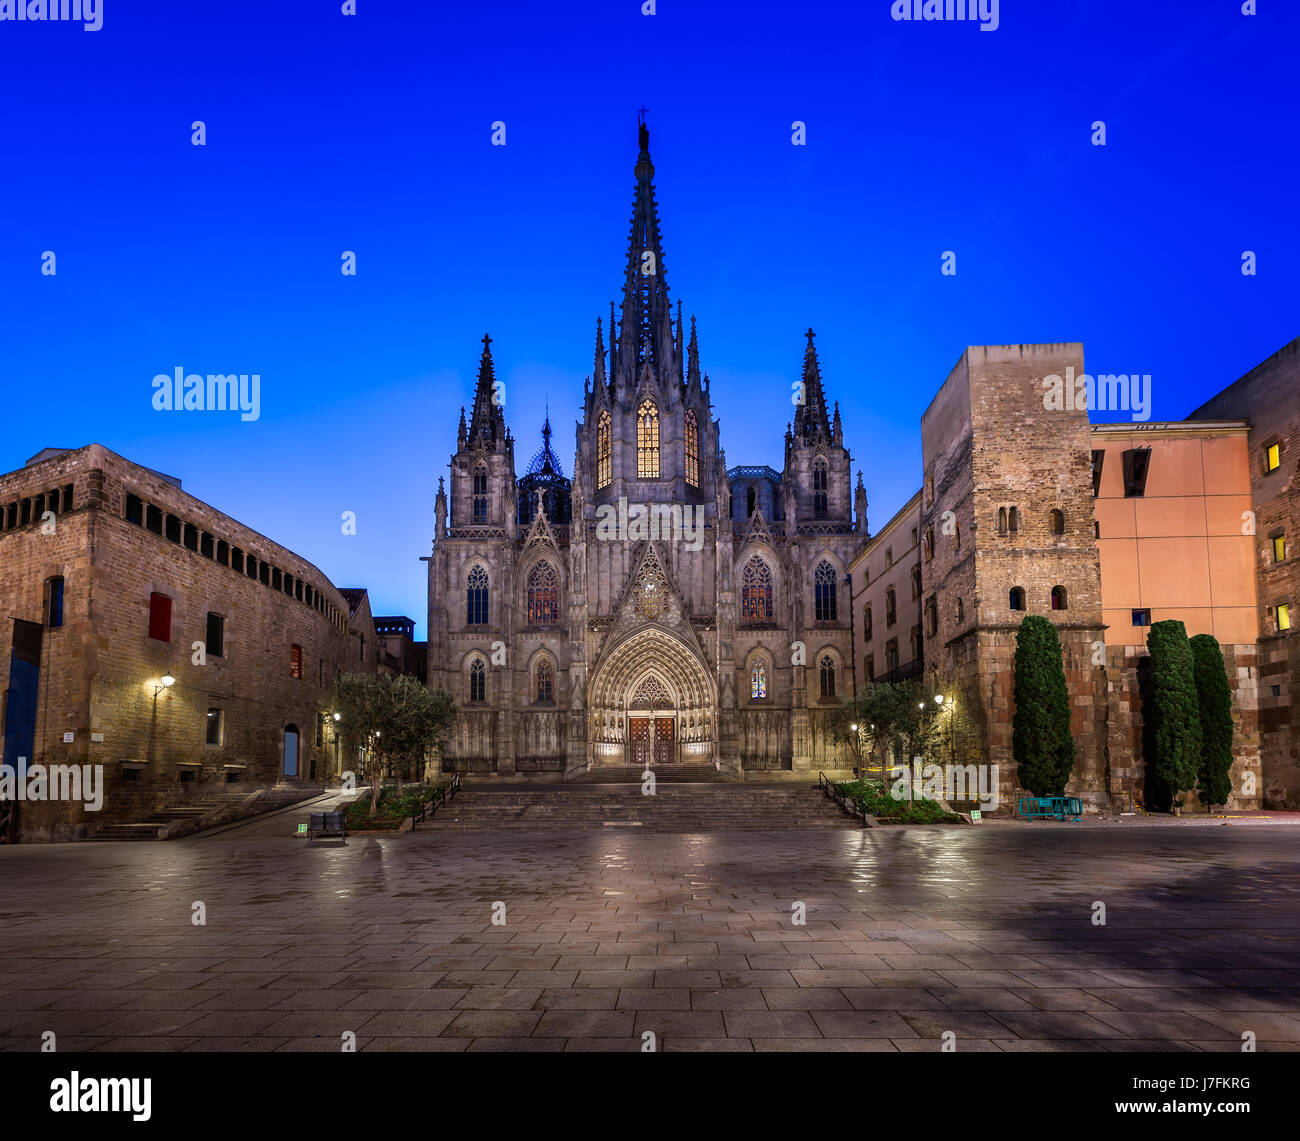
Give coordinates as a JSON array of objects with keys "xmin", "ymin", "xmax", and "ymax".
[
  {"xmin": 0, "ymin": 445, "xmax": 379, "ymax": 841},
  {"xmin": 849, "ymin": 336, "xmax": 1297, "ymax": 811}
]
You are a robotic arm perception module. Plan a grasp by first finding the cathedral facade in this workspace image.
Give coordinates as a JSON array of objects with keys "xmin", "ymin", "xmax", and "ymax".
[{"xmin": 425, "ymin": 122, "xmax": 868, "ymax": 778}]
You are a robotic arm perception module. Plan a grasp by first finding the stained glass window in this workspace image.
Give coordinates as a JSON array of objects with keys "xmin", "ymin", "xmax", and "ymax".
[
  {"xmin": 527, "ymin": 561, "xmax": 558, "ymax": 626},
  {"xmin": 741, "ymin": 555, "xmax": 773, "ymax": 622},
  {"xmin": 597, "ymin": 410, "xmax": 611, "ymax": 489},
  {"xmin": 637, "ymin": 400, "xmax": 659, "ymax": 479}
]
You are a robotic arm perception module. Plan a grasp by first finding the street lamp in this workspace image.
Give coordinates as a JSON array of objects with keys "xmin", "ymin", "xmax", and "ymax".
[{"xmin": 153, "ymin": 674, "xmax": 175, "ymax": 697}]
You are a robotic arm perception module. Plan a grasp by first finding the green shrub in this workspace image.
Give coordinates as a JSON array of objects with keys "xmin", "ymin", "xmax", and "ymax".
[
  {"xmin": 1146, "ymin": 620, "xmax": 1203, "ymax": 805},
  {"xmin": 1012, "ymin": 615, "xmax": 1075, "ymax": 796},
  {"xmin": 1190, "ymin": 634, "xmax": 1234, "ymax": 809}
]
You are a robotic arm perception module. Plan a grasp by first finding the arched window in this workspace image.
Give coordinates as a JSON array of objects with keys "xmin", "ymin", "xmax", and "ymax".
[
  {"xmin": 885, "ymin": 588, "xmax": 896, "ymax": 626},
  {"xmin": 637, "ymin": 400, "xmax": 660, "ymax": 479},
  {"xmin": 746, "ymin": 486, "xmax": 757, "ymax": 518},
  {"xmin": 819, "ymin": 654, "xmax": 836, "ymax": 698},
  {"xmin": 1009, "ymin": 506, "xmax": 1019, "ymax": 534},
  {"xmin": 814, "ymin": 560, "xmax": 837, "ymax": 621},
  {"xmin": 535, "ymin": 658, "xmax": 554, "ymax": 703},
  {"xmin": 864, "ymin": 604, "xmax": 873, "ymax": 640},
  {"xmin": 596, "ymin": 410, "xmax": 611, "ymax": 490},
  {"xmin": 466, "ymin": 564, "xmax": 489, "ymax": 625},
  {"xmin": 469, "ymin": 657, "xmax": 486, "ymax": 702},
  {"xmin": 1009, "ymin": 586, "xmax": 1026, "ymax": 612},
  {"xmin": 1051, "ymin": 585, "xmax": 1068, "ymax": 610},
  {"xmin": 813, "ymin": 459, "xmax": 828, "ymax": 520},
  {"xmin": 750, "ymin": 657, "xmax": 768, "ymax": 700},
  {"xmin": 924, "ymin": 528, "xmax": 934, "ymax": 561},
  {"xmin": 998, "ymin": 507, "xmax": 1008, "ymax": 535},
  {"xmin": 741, "ymin": 555, "xmax": 773, "ymax": 623},
  {"xmin": 955, "ymin": 597, "xmax": 964, "ymax": 623},
  {"xmin": 1050, "ymin": 509, "xmax": 1065, "ymax": 535},
  {"xmin": 684, "ymin": 409, "xmax": 699, "ymax": 488},
  {"xmin": 472, "ymin": 464, "xmax": 488, "ymax": 523},
  {"xmin": 527, "ymin": 561, "xmax": 558, "ymax": 626}
]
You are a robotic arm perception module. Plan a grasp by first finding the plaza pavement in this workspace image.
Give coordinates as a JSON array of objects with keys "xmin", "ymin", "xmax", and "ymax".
[{"xmin": 2, "ymin": 808, "xmax": 1299, "ymax": 1052}]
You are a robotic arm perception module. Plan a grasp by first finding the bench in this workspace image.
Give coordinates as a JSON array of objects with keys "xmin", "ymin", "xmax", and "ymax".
[
  {"xmin": 307, "ymin": 811, "xmax": 347, "ymax": 840},
  {"xmin": 1018, "ymin": 796, "xmax": 1082, "ymax": 822}
]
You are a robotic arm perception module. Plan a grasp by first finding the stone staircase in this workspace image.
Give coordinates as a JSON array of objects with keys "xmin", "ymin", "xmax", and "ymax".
[
  {"xmin": 89, "ymin": 784, "xmax": 327, "ymax": 841},
  {"xmin": 423, "ymin": 781, "xmax": 857, "ymax": 831},
  {"xmin": 568, "ymin": 763, "xmax": 737, "ymax": 784}
]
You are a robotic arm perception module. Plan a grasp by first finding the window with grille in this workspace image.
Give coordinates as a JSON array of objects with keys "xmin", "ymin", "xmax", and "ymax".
[
  {"xmin": 813, "ymin": 459, "xmax": 828, "ymax": 519},
  {"xmin": 814, "ymin": 561, "xmax": 837, "ymax": 621},
  {"xmin": 819, "ymin": 654, "xmax": 836, "ymax": 698},
  {"xmin": 472, "ymin": 465, "xmax": 488, "ymax": 523},
  {"xmin": 467, "ymin": 565, "xmax": 489, "ymax": 625},
  {"xmin": 535, "ymin": 658, "xmax": 554, "ymax": 703}
]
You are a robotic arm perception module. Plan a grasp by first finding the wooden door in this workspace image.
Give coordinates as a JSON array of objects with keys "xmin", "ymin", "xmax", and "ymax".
[
  {"xmin": 653, "ymin": 717, "xmax": 675, "ymax": 765},
  {"xmin": 629, "ymin": 717, "xmax": 651, "ymax": 768}
]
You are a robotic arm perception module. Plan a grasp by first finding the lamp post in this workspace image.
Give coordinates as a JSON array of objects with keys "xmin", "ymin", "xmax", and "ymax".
[{"xmin": 153, "ymin": 673, "xmax": 175, "ymax": 698}]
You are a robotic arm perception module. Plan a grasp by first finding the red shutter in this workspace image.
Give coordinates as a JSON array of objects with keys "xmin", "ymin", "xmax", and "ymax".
[
  {"xmin": 290, "ymin": 644, "xmax": 302, "ymax": 679},
  {"xmin": 149, "ymin": 593, "xmax": 172, "ymax": 642}
]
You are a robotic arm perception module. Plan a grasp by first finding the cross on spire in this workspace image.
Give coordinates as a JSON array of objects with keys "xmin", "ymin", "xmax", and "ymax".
[{"xmin": 481, "ymin": 333, "xmax": 492, "ymax": 349}]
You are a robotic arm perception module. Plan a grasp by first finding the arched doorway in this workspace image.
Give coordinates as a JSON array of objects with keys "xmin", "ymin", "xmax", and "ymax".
[
  {"xmin": 588, "ymin": 628, "xmax": 716, "ymax": 767},
  {"xmin": 283, "ymin": 724, "xmax": 299, "ymax": 778}
]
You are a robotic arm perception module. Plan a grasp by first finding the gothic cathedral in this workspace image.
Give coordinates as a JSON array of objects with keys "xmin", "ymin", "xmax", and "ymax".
[{"xmin": 426, "ymin": 122, "xmax": 870, "ymax": 777}]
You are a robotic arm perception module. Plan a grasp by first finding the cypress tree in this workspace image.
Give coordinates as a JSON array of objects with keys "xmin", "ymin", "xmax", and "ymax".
[
  {"xmin": 1190, "ymin": 633, "xmax": 1234, "ymax": 810},
  {"xmin": 1145, "ymin": 620, "xmax": 1202, "ymax": 807},
  {"xmin": 1012, "ymin": 615, "xmax": 1075, "ymax": 796}
]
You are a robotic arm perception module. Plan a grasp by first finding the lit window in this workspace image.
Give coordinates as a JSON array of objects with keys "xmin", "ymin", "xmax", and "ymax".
[
  {"xmin": 685, "ymin": 409, "xmax": 699, "ymax": 488},
  {"xmin": 1265, "ymin": 443, "xmax": 1281, "ymax": 472},
  {"xmin": 527, "ymin": 561, "xmax": 558, "ymax": 626},
  {"xmin": 741, "ymin": 556, "xmax": 773, "ymax": 623},
  {"xmin": 597, "ymin": 411, "xmax": 612, "ymax": 489},
  {"xmin": 1279, "ymin": 604, "xmax": 1292, "ymax": 632},
  {"xmin": 637, "ymin": 401, "xmax": 660, "ymax": 478},
  {"xmin": 751, "ymin": 658, "xmax": 768, "ymax": 699},
  {"xmin": 1273, "ymin": 535, "xmax": 1286, "ymax": 563}
]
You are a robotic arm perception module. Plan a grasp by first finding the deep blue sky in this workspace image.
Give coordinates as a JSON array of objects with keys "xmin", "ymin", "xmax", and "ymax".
[{"xmin": 2, "ymin": 1, "xmax": 1296, "ymax": 639}]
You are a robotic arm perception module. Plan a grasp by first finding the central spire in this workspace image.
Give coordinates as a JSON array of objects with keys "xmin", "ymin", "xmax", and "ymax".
[{"xmin": 616, "ymin": 117, "xmax": 675, "ymax": 380}]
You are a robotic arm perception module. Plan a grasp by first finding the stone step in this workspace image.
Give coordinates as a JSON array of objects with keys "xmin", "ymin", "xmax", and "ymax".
[{"xmin": 424, "ymin": 786, "xmax": 856, "ymax": 831}]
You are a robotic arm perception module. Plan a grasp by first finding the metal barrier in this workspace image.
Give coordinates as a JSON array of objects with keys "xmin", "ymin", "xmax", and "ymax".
[
  {"xmin": 413, "ymin": 770, "xmax": 463, "ymax": 827},
  {"xmin": 1017, "ymin": 796, "xmax": 1082, "ymax": 821}
]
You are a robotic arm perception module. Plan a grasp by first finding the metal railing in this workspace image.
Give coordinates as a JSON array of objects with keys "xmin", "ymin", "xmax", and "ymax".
[
  {"xmin": 818, "ymin": 771, "xmax": 870, "ymax": 827},
  {"xmin": 412, "ymin": 770, "xmax": 463, "ymax": 827}
]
